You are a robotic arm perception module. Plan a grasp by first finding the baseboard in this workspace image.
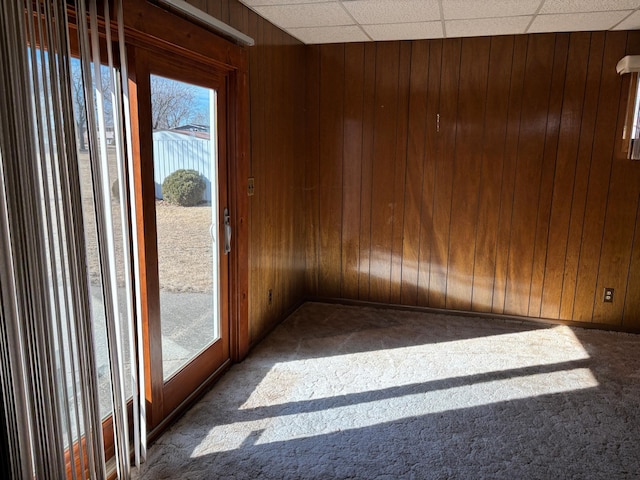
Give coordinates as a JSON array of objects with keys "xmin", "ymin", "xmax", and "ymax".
[{"xmin": 305, "ymin": 296, "xmax": 640, "ymax": 335}]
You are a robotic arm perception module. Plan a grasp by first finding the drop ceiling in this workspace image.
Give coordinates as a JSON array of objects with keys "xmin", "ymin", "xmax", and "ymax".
[{"xmin": 237, "ymin": 0, "xmax": 640, "ymax": 44}]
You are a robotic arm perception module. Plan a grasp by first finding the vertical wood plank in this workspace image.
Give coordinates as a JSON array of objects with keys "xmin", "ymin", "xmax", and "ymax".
[
  {"xmin": 429, "ymin": 38, "xmax": 461, "ymax": 309},
  {"xmin": 220, "ymin": 0, "xmax": 230, "ymax": 23},
  {"xmin": 305, "ymin": 45, "xmax": 320, "ymax": 297},
  {"xmin": 574, "ymin": 32, "xmax": 629, "ymax": 322},
  {"xmin": 273, "ymin": 27, "xmax": 285, "ymax": 316},
  {"xmin": 621, "ymin": 32, "xmax": 640, "ymax": 329},
  {"xmin": 558, "ymin": 32, "xmax": 606, "ymax": 320},
  {"xmin": 540, "ymin": 32, "xmax": 591, "ymax": 319},
  {"xmin": 227, "ymin": 0, "xmax": 245, "ymax": 32},
  {"xmin": 369, "ymin": 41, "xmax": 400, "ymax": 304},
  {"xmin": 318, "ymin": 44, "xmax": 344, "ymax": 298},
  {"xmin": 528, "ymin": 33, "xmax": 569, "ymax": 317},
  {"xmin": 341, "ymin": 43, "xmax": 365, "ymax": 300},
  {"xmin": 623, "ymin": 194, "xmax": 640, "ymax": 329},
  {"xmin": 471, "ymin": 36, "xmax": 514, "ymax": 313},
  {"xmin": 446, "ymin": 36, "xmax": 490, "ymax": 310},
  {"xmin": 389, "ymin": 42, "xmax": 412, "ymax": 304},
  {"xmin": 417, "ymin": 39, "xmax": 441, "ymax": 307},
  {"xmin": 401, "ymin": 40, "xmax": 429, "ymax": 306},
  {"xmin": 592, "ymin": 34, "xmax": 637, "ymax": 325},
  {"xmin": 492, "ymin": 35, "xmax": 527, "ymax": 315},
  {"xmin": 259, "ymin": 21, "xmax": 274, "ymax": 333},
  {"xmin": 294, "ymin": 40, "xmax": 308, "ymax": 304},
  {"xmin": 504, "ymin": 34, "xmax": 555, "ymax": 317},
  {"xmin": 358, "ymin": 43, "xmax": 376, "ymax": 300},
  {"xmin": 205, "ymin": 0, "xmax": 223, "ymax": 21},
  {"xmin": 247, "ymin": 11, "xmax": 263, "ymax": 340}
]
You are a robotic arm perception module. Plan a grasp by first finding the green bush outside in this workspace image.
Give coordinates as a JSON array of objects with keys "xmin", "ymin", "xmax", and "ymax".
[{"xmin": 162, "ymin": 169, "xmax": 205, "ymax": 207}]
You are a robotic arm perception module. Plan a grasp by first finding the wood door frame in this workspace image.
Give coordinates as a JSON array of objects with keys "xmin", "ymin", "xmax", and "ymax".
[{"xmin": 124, "ymin": 0, "xmax": 250, "ymax": 433}]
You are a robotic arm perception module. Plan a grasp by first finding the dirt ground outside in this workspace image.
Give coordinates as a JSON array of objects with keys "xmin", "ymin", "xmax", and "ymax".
[
  {"xmin": 79, "ymin": 149, "xmax": 212, "ymax": 294},
  {"xmin": 155, "ymin": 201, "xmax": 213, "ymax": 293}
]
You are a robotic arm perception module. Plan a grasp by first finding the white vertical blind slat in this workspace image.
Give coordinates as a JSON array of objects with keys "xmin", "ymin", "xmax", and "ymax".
[{"xmin": 0, "ymin": 1, "xmax": 143, "ymax": 478}]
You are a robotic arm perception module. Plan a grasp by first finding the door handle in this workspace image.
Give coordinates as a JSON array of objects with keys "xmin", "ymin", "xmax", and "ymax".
[{"xmin": 223, "ymin": 207, "xmax": 231, "ymax": 255}]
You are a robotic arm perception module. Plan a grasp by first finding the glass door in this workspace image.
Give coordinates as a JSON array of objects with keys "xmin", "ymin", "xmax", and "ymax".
[
  {"xmin": 134, "ymin": 49, "xmax": 231, "ymax": 426},
  {"xmin": 151, "ymin": 74, "xmax": 223, "ymax": 382}
]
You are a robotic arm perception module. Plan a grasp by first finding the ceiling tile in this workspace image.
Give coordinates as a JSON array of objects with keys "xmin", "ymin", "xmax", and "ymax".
[
  {"xmin": 241, "ymin": 0, "xmax": 327, "ymax": 6},
  {"xmin": 442, "ymin": 0, "xmax": 541, "ymax": 20},
  {"xmin": 253, "ymin": 3, "xmax": 354, "ymax": 28},
  {"xmin": 539, "ymin": 0, "xmax": 640, "ymax": 14},
  {"xmin": 239, "ymin": 0, "xmax": 640, "ymax": 44},
  {"xmin": 343, "ymin": 0, "xmax": 440, "ymax": 25},
  {"xmin": 288, "ymin": 25, "xmax": 370, "ymax": 43},
  {"xmin": 613, "ymin": 10, "xmax": 640, "ymax": 29},
  {"xmin": 446, "ymin": 16, "xmax": 531, "ymax": 38},
  {"xmin": 363, "ymin": 21, "xmax": 443, "ymax": 41},
  {"xmin": 529, "ymin": 10, "xmax": 630, "ymax": 32}
]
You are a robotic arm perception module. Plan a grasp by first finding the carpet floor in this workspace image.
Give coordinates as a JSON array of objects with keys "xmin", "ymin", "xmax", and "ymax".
[{"xmin": 135, "ymin": 302, "xmax": 640, "ymax": 479}]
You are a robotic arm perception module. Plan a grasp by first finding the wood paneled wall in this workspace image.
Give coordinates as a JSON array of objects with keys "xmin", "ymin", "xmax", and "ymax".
[
  {"xmin": 172, "ymin": 3, "xmax": 640, "ymax": 332},
  {"xmin": 187, "ymin": 0, "xmax": 307, "ymax": 344},
  {"xmin": 306, "ymin": 32, "xmax": 640, "ymax": 329}
]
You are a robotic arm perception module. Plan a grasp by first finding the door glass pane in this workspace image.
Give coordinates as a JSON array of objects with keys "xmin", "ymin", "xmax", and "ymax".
[
  {"xmin": 150, "ymin": 74, "xmax": 220, "ymax": 381},
  {"xmin": 70, "ymin": 57, "xmax": 134, "ymax": 421}
]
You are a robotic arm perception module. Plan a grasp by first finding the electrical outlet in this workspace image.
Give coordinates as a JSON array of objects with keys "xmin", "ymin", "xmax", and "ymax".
[
  {"xmin": 268, "ymin": 289, "xmax": 273, "ymax": 305},
  {"xmin": 603, "ymin": 287, "xmax": 614, "ymax": 303},
  {"xmin": 248, "ymin": 177, "xmax": 255, "ymax": 196}
]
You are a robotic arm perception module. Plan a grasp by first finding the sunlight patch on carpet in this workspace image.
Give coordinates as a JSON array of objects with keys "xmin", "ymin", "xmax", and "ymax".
[
  {"xmin": 240, "ymin": 326, "xmax": 591, "ymax": 410},
  {"xmin": 191, "ymin": 366, "xmax": 597, "ymax": 457}
]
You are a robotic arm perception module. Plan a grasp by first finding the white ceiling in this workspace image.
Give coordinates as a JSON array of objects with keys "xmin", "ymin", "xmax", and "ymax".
[{"xmin": 237, "ymin": 0, "xmax": 640, "ymax": 44}]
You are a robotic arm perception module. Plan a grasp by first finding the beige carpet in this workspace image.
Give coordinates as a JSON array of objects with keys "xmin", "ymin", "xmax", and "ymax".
[{"xmin": 135, "ymin": 302, "xmax": 640, "ymax": 479}]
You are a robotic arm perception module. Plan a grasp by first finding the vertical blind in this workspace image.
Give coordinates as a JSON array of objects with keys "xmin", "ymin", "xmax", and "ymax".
[{"xmin": 0, "ymin": 1, "xmax": 144, "ymax": 478}]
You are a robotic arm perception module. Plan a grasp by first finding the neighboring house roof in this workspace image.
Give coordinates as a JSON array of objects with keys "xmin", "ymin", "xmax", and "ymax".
[{"xmin": 170, "ymin": 123, "xmax": 210, "ymax": 137}]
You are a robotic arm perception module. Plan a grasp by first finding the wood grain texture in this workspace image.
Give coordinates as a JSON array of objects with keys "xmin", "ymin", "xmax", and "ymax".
[
  {"xmin": 471, "ymin": 35, "xmax": 514, "ymax": 313},
  {"xmin": 318, "ymin": 43, "xmax": 344, "ymax": 298},
  {"xmin": 401, "ymin": 40, "xmax": 429, "ymax": 306},
  {"xmin": 369, "ymin": 41, "xmax": 400, "ymax": 304},
  {"xmin": 189, "ymin": 0, "xmax": 307, "ymax": 344},
  {"xmin": 430, "ymin": 38, "xmax": 461, "ymax": 309},
  {"xmin": 167, "ymin": 4, "xmax": 640, "ymax": 332},
  {"xmin": 418, "ymin": 40, "xmax": 442, "ymax": 307},
  {"xmin": 527, "ymin": 33, "xmax": 569, "ymax": 318},
  {"xmin": 305, "ymin": 45, "xmax": 320, "ymax": 299},
  {"xmin": 624, "ymin": 194, "xmax": 640, "ymax": 328},
  {"xmin": 341, "ymin": 43, "xmax": 365, "ymax": 300},
  {"xmin": 491, "ymin": 35, "xmax": 527, "ymax": 315},
  {"xmin": 357, "ymin": 43, "xmax": 377, "ymax": 300},
  {"xmin": 389, "ymin": 42, "xmax": 411, "ymax": 305},
  {"xmin": 306, "ymin": 31, "xmax": 640, "ymax": 328},
  {"xmin": 129, "ymin": 47, "xmax": 164, "ymax": 426},
  {"xmin": 504, "ymin": 33, "xmax": 555, "ymax": 317},
  {"xmin": 446, "ymin": 37, "xmax": 490, "ymax": 311},
  {"xmin": 560, "ymin": 32, "xmax": 627, "ymax": 321},
  {"xmin": 540, "ymin": 33, "xmax": 591, "ymax": 320}
]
